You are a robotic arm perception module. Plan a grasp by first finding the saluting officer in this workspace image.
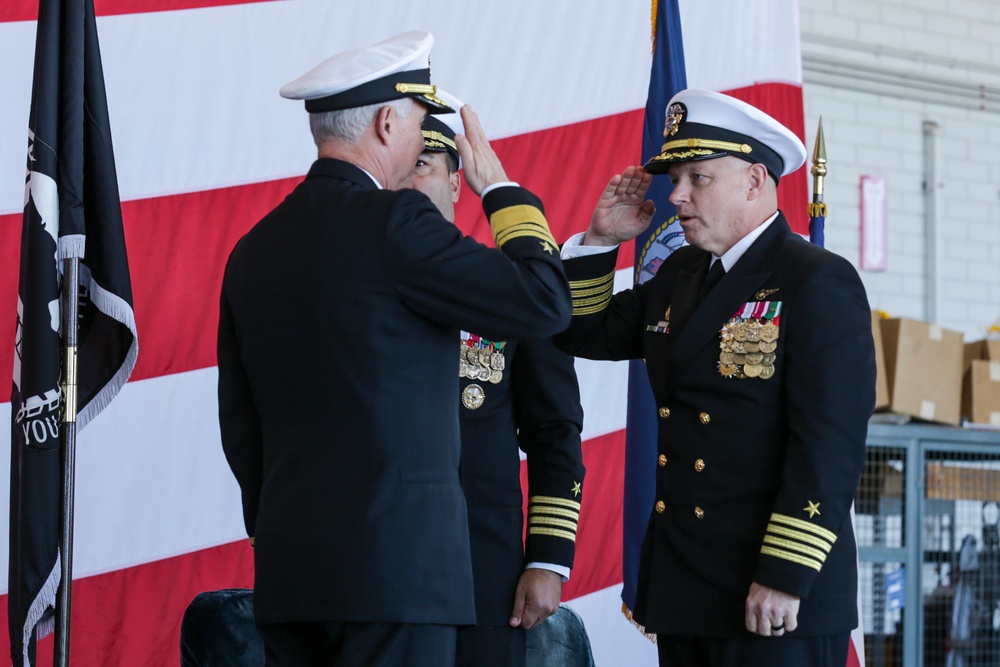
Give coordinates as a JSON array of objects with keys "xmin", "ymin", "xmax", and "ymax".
[
  {"xmin": 217, "ymin": 32, "xmax": 571, "ymax": 667},
  {"xmin": 556, "ymin": 89, "xmax": 875, "ymax": 667},
  {"xmin": 411, "ymin": 92, "xmax": 586, "ymax": 667}
]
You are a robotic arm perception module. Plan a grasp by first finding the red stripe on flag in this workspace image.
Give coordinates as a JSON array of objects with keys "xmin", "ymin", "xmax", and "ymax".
[
  {"xmin": 0, "ymin": 429, "xmax": 624, "ymax": 663},
  {"xmin": 723, "ymin": 83, "xmax": 809, "ymax": 236},
  {"xmin": 1, "ymin": 0, "xmax": 277, "ymax": 23},
  {"xmin": 2, "ymin": 111, "xmax": 642, "ymax": 387},
  {"xmin": 521, "ymin": 429, "xmax": 627, "ymax": 601},
  {"xmin": 0, "ymin": 541, "xmax": 254, "ymax": 665}
]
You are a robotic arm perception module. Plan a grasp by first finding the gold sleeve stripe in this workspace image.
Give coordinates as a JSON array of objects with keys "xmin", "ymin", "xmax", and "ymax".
[
  {"xmin": 529, "ymin": 495, "xmax": 582, "ymax": 511},
  {"xmin": 490, "ymin": 206, "xmax": 556, "ymax": 247},
  {"xmin": 495, "ymin": 221, "xmax": 558, "ymax": 247},
  {"xmin": 569, "ymin": 273, "xmax": 616, "ymax": 289},
  {"xmin": 529, "ymin": 516, "xmax": 579, "ymax": 531},
  {"xmin": 762, "ymin": 535, "xmax": 828, "ymax": 562},
  {"xmin": 572, "ymin": 294, "xmax": 613, "ymax": 310},
  {"xmin": 571, "ymin": 283, "xmax": 614, "ymax": 298},
  {"xmin": 528, "ymin": 527, "xmax": 578, "ymax": 542},
  {"xmin": 769, "ymin": 513, "xmax": 837, "ymax": 543},
  {"xmin": 573, "ymin": 301, "xmax": 613, "ymax": 316},
  {"xmin": 760, "ymin": 546, "xmax": 823, "ymax": 572},
  {"xmin": 766, "ymin": 523, "xmax": 833, "ymax": 552},
  {"xmin": 571, "ymin": 292, "xmax": 613, "ymax": 315},
  {"xmin": 529, "ymin": 506, "xmax": 580, "ymax": 521}
]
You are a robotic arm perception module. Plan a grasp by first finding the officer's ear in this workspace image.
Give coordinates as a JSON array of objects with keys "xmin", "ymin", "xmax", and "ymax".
[
  {"xmin": 746, "ymin": 162, "xmax": 770, "ymax": 201},
  {"xmin": 450, "ymin": 170, "xmax": 461, "ymax": 205}
]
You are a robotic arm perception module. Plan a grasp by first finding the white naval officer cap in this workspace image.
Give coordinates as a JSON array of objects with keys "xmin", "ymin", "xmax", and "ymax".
[
  {"xmin": 420, "ymin": 88, "xmax": 465, "ymax": 169},
  {"xmin": 279, "ymin": 30, "xmax": 454, "ymax": 114},
  {"xmin": 644, "ymin": 89, "xmax": 806, "ymax": 183}
]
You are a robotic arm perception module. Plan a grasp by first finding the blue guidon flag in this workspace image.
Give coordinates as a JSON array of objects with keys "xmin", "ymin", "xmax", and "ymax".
[
  {"xmin": 622, "ymin": 0, "xmax": 687, "ymax": 636},
  {"xmin": 10, "ymin": 0, "xmax": 137, "ymax": 663}
]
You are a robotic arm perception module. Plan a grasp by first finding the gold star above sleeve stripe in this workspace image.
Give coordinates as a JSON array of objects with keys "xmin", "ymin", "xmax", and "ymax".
[
  {"xmin": 803, "ymin": 501, "xmax": 821, "ymax": 519},
  {"xmin": 760, "ymin": 512, "xmax": 837, "ymax": 572}
]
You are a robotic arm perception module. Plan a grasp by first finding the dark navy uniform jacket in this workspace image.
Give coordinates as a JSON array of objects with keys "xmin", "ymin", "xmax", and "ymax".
[
  {"xmin": 557, "ymin": 214, "xmax": 874, "ymax": 637},
  {"xmin": 458, "ymin": 333, "xmax": 585, "ymax": 631},
  {"xmin": 218, "ymin": 159, "xmax": 570, "ymax": 628}
]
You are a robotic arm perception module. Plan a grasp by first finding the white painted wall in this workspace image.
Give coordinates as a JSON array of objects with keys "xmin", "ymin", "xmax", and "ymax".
[{"xmin": 799, "ymin": 0, "xmax": 1000, "ymax": 339}]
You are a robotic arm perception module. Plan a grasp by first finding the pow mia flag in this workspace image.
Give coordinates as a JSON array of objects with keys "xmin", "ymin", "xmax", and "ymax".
[{"xmin": 10, "ymin": 0, "xmax": 137, "ymax": 664}]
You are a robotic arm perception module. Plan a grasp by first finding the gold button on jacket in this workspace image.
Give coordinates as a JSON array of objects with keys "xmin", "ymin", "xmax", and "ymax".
[
  {"xmin": 694, "ymin": 458, "xmax": 706, "ymax": 472},
  {"xmin": 699, "ymin": 412, "xmax": 711, "ymax": 424},
  {"xmin": 694, "ymin": 507, "xmax": 705, "ymax": 519},
  {"xmin": 658, "ymin": 454, "xmax": 668, "ymax": 467},
  {"xmin": 655, "ymin": 500, "xmax": 666, "ymax": 513},
  {"xmin": 658, "ymin": 407, "xmax": 671, "ymax": 418}
]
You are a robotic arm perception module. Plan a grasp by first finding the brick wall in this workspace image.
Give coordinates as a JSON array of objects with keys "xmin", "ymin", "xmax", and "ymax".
[{"xmin": 799, "ymin": 0, "xmax": 1000, "ymax": 338}]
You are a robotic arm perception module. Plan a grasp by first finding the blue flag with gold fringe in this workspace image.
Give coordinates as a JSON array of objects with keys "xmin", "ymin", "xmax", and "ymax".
[{"xmin": 622, "ymin": 0, "xmax": 687, "ymax": 633}]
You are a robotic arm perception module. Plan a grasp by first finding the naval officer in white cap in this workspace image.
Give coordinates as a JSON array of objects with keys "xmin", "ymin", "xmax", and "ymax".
[
  {"xmin": 412, "ymin": 91, "xmax": 586, "ymax": 667},
  {"xmin": 556, "ymin": 89, "xmax": 875, "ymax": 667},
  {"xmin": 217, "ymin": 31, "xmax": 571, "ymax": 667}
]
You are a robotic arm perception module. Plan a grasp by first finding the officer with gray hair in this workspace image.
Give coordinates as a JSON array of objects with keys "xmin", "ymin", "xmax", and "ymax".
[{"xmin": 218, "ymin": 31, "xmax": 571, "ymax": 666}]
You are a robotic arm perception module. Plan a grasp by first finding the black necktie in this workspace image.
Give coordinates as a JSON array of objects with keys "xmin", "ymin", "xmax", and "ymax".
[{"xmin": 699, "ymin": 259, "xmax": 725, "ymax": 300}]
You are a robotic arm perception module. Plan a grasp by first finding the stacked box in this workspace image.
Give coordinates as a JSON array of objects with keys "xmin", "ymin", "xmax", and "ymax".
[
  {"xmin": 880, "ymin": 318, "xmax": 964, "ymax": 425},
  {"xmin": 962, "ymin": 339, "xmax": 1000, "ymax": 426}
]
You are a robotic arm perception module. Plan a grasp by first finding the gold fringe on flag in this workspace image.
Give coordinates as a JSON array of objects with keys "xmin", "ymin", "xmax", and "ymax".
[
  {"xmin": 807, "ymin": 202, "xmax": 828, "ymax": 218},
  {"xmin": 622, "ymin": 602, "xmax": 658, "ymax": 644},
  {"xmin": 651, "ymin": 0, "xmax": 659, "ymax": 54}
]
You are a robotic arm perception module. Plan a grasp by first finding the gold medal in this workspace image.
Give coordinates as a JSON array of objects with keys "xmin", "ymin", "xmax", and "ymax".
[
  {"xmin": 733, "ymin": 352, "xmax": 748, "ymax": 365},
  {"xmin": 745, "ymin": 341, "xmax": 760, "ymax": 353},
  {"xmin": 719, "ymin": 363, "xmax": 737, "ymax": 377},
  {"xmin": 464, "ymin": 347, "xmax": 478, "ymax": 364},
  {"xmin": 489, "ymin": 369, "xmax": 503, "ymax": 384},
  {"xmin": 735, "ymin": 369, "xmax": 747, "ymax": 379},
  {"xmin": 746, "ymin": 352, "xmax": 764, "ymax": 365},
  {"xmin": 467, "ymin": 366, "xmax": 481, "ymax": 380},
  {"xmin": 720, "ymin": 321, "xmax": 737, "ymax": 342},
  {"xmin": 719, "ymin": 351, "xmax": 735, "ymax": 365},
  {"xmin": 462, "ymin": 383, "xmax": 486, "ymax": 409},
  {"xmin": 760, "ymin": 323, "xmax": 779, "ymax": 342},
  {"xmin": 478, "ymin": 349, "xmax": 491, "ymax": 367},
  {"xmin": 760, "ymin": 364, "xmax": 775, "ymax": 379},
  {"xmin": 745, "ymin": 322, "xmax": 761, "ymax": 342},
  {"xmin": 459, "ymin": 362, "xmax": 469, "ymax": 378},
  {"xmin": 759, "ymin": 340, "xmax": 777, "ymax": 353},
  {"xmin": 491, "ymin": 352, "xmax": 505, "ymax": 371},
  {"xmin": 734, "ymin": 322, "xmax": 748, "ymax": 342},
  {"xmin": 762, "ymin": 352, "xmax": 776, "ymax": 365},
  {"xmin": 744, "ymin": 363, "xmax": 763, "ymax": 378}
]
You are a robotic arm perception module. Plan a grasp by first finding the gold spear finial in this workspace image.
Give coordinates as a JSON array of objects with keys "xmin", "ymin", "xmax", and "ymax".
[{"xmin": 811, "ymin": 117, "xmax": 827, "ymax": 198}]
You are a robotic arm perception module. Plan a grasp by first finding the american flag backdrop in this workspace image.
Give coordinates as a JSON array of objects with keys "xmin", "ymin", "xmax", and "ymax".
[{"xmin": 0, "ymin": 1, "xmax": 826, "ymax": 664}]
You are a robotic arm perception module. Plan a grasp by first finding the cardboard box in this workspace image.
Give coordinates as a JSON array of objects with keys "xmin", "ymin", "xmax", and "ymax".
[
  {"xmin": 872, "ymin": 311, "xmax": 890, "ymax": 410},
  {"xmin": 926, "ymin": 461, "xmax": 1000, "ymax": 502},
  {"xmin": 964, "ymin": 339, "xmax": 1000, "ymax": 373},
  {"xmin": 962, "ymin": 359, "xmax": 1000, "ymax": 426},
  {"xmin": 880, "ymin": 318, "xmax": 964, "ymax": 425}
]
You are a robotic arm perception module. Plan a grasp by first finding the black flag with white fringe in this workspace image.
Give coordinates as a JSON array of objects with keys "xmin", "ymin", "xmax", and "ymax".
[{"xmin": 9, "ymin": 0, "xmax": 137, "ymax": 664}]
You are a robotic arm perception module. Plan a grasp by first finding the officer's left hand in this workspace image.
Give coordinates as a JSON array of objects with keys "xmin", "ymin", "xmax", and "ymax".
[
  {"xmin": 509, "ymin": 568, "xmax": 562, "ymax": 630},
  {"xmin": 745, "ymin": 582, "xmax": 800, "ymax": 637}
]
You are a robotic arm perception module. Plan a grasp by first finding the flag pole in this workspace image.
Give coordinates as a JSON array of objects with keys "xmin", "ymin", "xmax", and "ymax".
[
  {"xmin": 808, "ymin": 117, "xmax": 827, "ymax": 247},
  {"xmin": 55, "ymin": 256, "xmax": 80, "ymax": 667}
]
